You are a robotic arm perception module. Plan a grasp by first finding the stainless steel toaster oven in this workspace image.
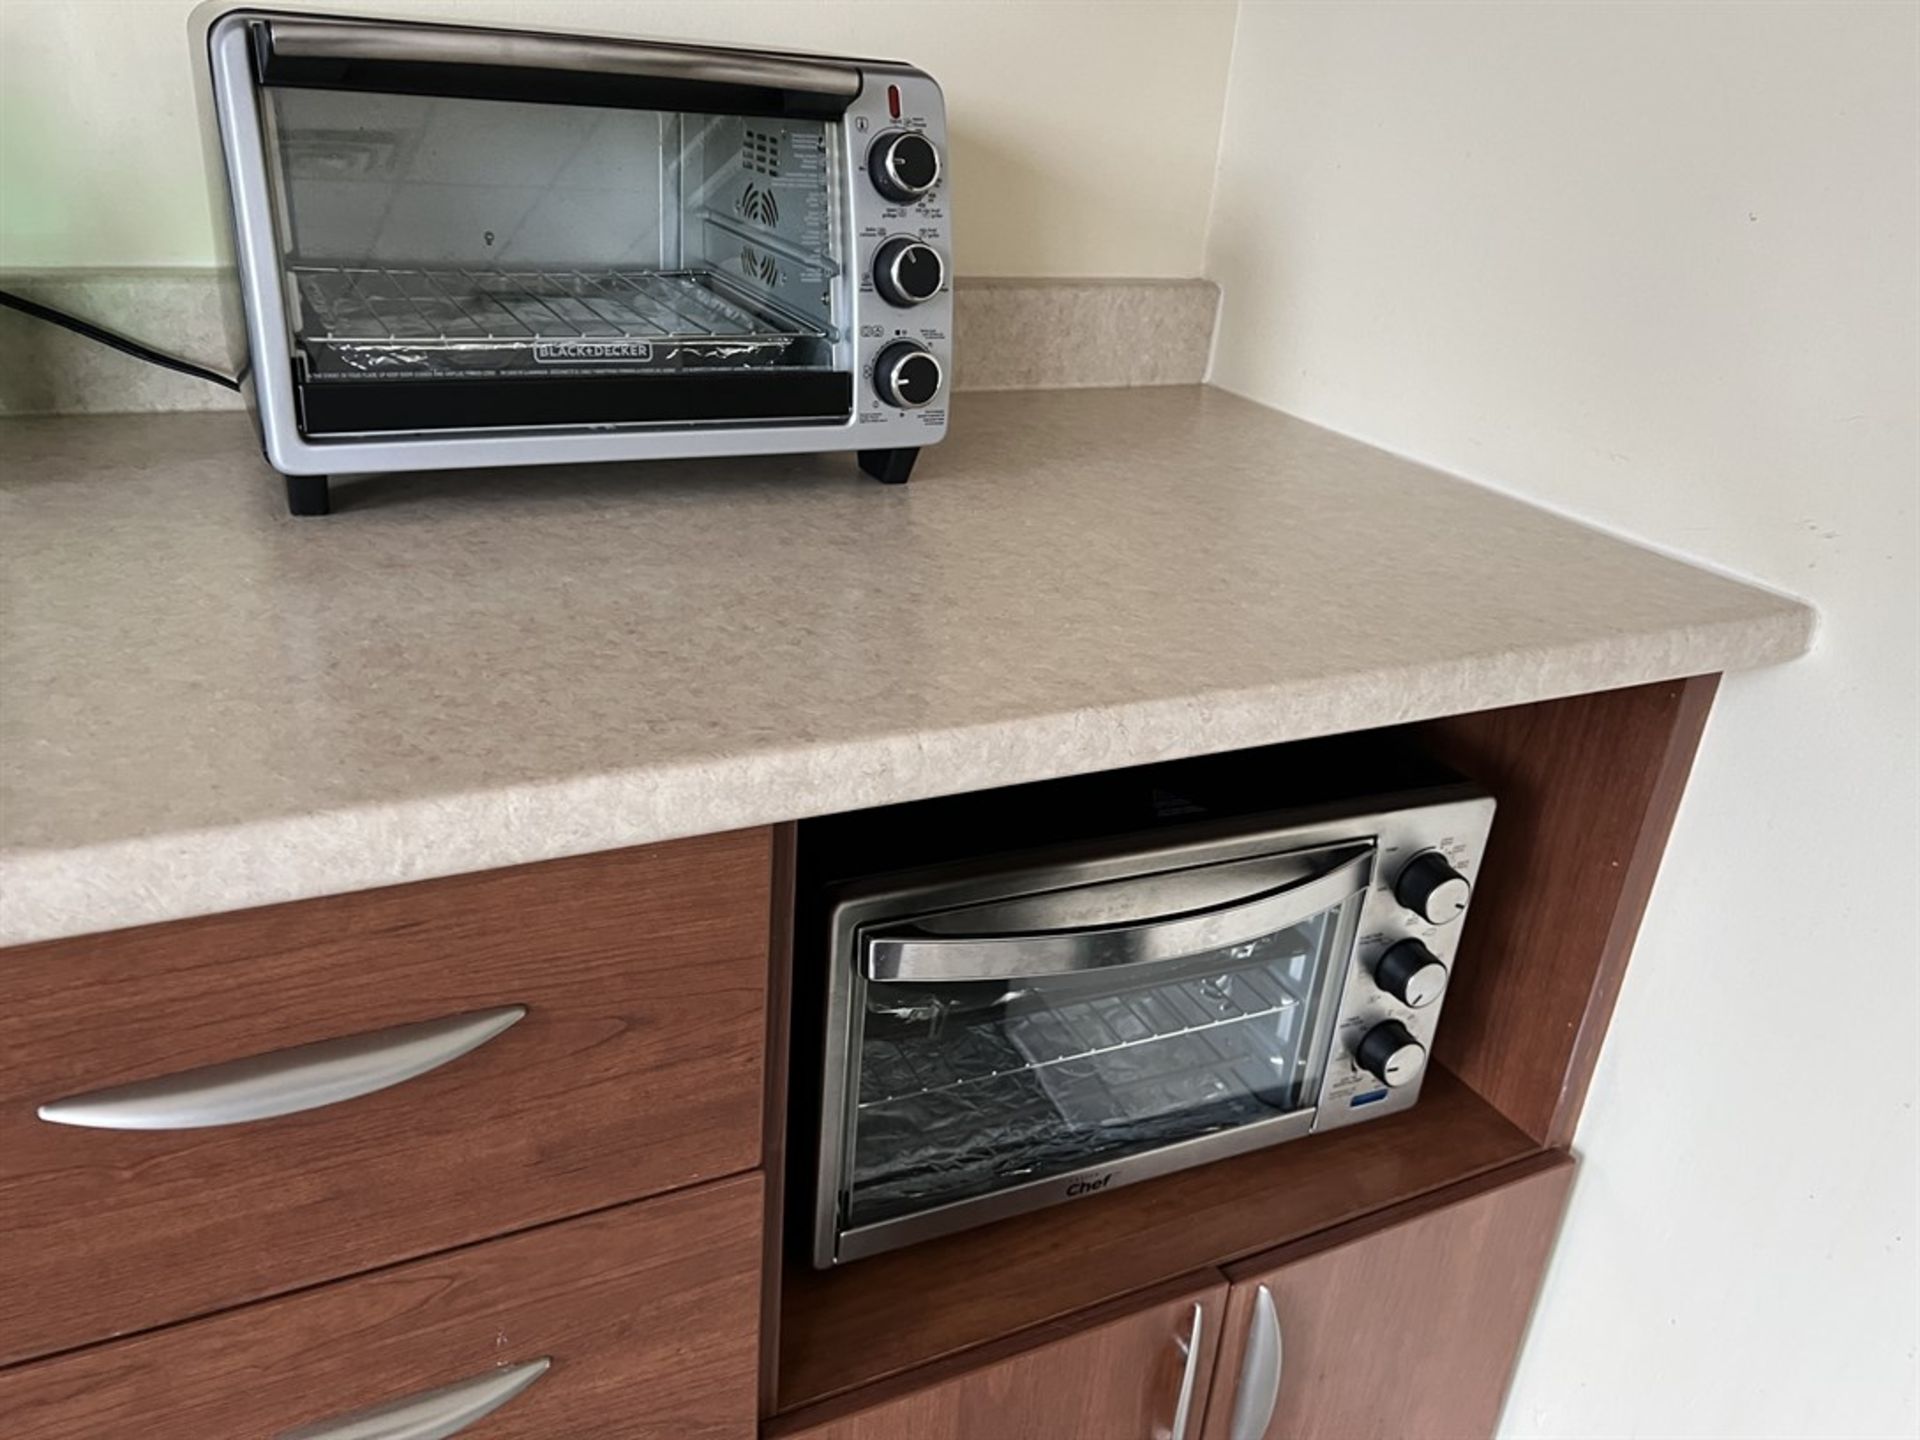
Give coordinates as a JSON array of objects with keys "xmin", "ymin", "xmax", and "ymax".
[
  {"xmin": 792, "ymin": 741, "xmax": 1496, "ymax": 1267},
  {"xmin": 192, "ymin": 8, "xmax": 950, "ymax": 513}
]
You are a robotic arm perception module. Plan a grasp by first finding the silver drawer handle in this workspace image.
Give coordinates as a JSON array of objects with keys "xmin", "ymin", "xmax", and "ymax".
[
  {"xmin": 867, "ymin": 846, "xmax": 1373, "ymax": 982},
  {"xmin": 1169, "ymin": 1301, "xmax": 1204, "ymax": 1440},
  {"xmin": 1227, "ymin": 1284, "xmax": 1283, "ymax": 1440},
  {"xmin": 278, "ymin": 1357, "xmax": 551, "ymax": 1440},
  {"xmin": 36, "ymin": 1006, "xmax": 526, "ymax": 1131}
]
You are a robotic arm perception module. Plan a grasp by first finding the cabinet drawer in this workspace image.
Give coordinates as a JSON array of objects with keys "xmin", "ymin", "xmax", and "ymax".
[
  {"xmin": 0, "ymin": 1173, "xmax": 762, "ymax": 1440},
  {"xmin": 0, "ymin": 830, "xmax": 771, "ymax": 1365}
]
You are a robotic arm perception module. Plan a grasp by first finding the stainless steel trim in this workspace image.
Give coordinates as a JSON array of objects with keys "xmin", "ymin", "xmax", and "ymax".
[
  {"xmin": 878, "ymin": 345, "xmax": 943, "ymax": 411},
  {"xmin": 1170, "ymin": 1301, "xmax": 1204, "ymax": 1440},
  {"xmin": 37, "ymin": 1007, "xmax": 526, "ymax": 1130},
  {"xmin": 865, "ymin": 846, "xmax": 1373, "ymax": 981},
  {"xmin": 277, "ymin": 1357, "xmax": 551, "ymax": 1440},
  {"xmin": 1227, "ymin": 1285, "xmax": 1282, "ymax": 1440},
  {"xmin": 833, "ymin": 1104, "xmax": 1317, "ymax": 1263},
  {"xmin": 262, "ymin": 19, "xmax": 862, "ymax": 97}
]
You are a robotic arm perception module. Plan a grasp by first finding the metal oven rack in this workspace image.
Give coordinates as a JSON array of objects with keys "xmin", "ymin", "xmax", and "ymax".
[
  {"xmin": 859, "ymin": 967, "xmax": 1307, "ymax": 1115},
  {"xmin": 848, "ymin": 960, "xmax": 1315, "ymax": 1217},
  {"xmin": 288, "ymin": 264, "xmax": 826, "ymax": 377}
]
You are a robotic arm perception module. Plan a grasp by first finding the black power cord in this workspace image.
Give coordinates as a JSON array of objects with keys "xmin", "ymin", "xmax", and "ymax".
[{"xmin": 0, "ymin": 287, "xmax": 242, "ymax": 392}]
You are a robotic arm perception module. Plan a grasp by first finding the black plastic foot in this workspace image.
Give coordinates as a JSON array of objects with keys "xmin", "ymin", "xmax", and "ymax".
[
  {"xmin": 286, "ymin": 474, "xmax": 331, "ymax": 516},
  {"xmin": 858, "ymin": 447, "xmax": 919, "ymax": 485}
]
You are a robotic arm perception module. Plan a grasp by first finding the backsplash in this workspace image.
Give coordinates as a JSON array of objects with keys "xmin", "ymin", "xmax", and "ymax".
[{"xmin": 0, "ymin": 273, "xmax": 1218, "ymax": 416}]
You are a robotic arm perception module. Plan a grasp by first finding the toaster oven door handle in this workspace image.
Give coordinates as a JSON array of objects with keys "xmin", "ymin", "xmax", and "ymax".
[
  {"xmin": 258, "ymin": 19, "xmax": 864, "ymax": 101},
  {"xmin": 864, "ymin": 846, "xmax": 1374, "ymax": 982}
]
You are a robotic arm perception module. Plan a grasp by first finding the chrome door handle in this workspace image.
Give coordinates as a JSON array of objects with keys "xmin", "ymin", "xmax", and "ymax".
[
  {"xmin": 1169, "ymin": 1301, "xmax": 1205, "ymax": 1440},
  {"xmin": 261, "ymin": 19, "xmax": 861, "ymax": 98},
  {"xmin": 1227, "ymin": 1284, "xmax": 1283, "ymax": 1440},
  {"xmin": 36, "ymin": 1006, "xmax": 526, "ymax": 1130},
  {"xmin": 866, "ymin": 846, "xmax": 1373, "ymax": 982},
  {"xmin": 277, "ymin": 1357, "xmax": 551, "ymax": 1440}
]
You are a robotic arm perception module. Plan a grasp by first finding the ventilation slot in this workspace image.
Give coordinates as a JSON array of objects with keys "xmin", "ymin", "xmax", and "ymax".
[
  {"xmin": 742, "ymin": 128, "xmax": 782, "ymax": 177},
  {"xmin": 738, "ymin": 184, "xmax": 781, "ymax": 229},
  {"xmin": 739, "ymin": 247, "xmax": 783, "ymax": 287}
]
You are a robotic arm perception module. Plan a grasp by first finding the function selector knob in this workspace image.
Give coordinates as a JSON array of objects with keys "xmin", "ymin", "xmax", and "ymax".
[
  {"xmin": 1393, "ymin": 851, "xmax": 1472, "ymax": 925},
  {"xmin": 873, "ymin": 341, "xmax": 943, "ymax": 409},
  {"xmin": 1355, "ymin": 1020, "xmax": 1427, "ymax": 1088},
  {"xmin": 1375, "ymin": 939, "xmax": 1450, "ymax": 1009},
  {"xmin": 868, "ymin": 129, "xmax": 941, "ymax": 202},
  {"xmin": 873, "ymin": 236, "xmax": 946, "ymax": 307}
]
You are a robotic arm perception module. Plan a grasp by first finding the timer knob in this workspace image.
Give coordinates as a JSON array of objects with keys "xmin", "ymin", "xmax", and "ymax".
[
  {"xmin": 873, "ymin": 341, "xmax": 943, "ymax": 409},
  {"xmin": 868, "ymin": 129, "xmax": 941, "ymax": 202},
  {"xmin": 1393, "ymin": 851, "xmax": 1472, "ymax": 925},
  {"xmin": 1375, "ymin": 939, "xmax": 1449, "ymax": 1009},
  {"xmin": 873, "ymin": 236, "xmax": 945, "ymax": 307},
  {"xmin": 1355, "ymin": 1020, "xmax": 1427, "ymax": 1088}
]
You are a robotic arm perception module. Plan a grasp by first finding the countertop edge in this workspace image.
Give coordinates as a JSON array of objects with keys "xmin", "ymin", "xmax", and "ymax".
[{"xmin": 0, "ymin": 601, "xmax": 1814, "ymax": 948}]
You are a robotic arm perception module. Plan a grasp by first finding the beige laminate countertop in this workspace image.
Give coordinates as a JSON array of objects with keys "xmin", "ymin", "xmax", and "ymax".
[{"xmin": 0, "ymin": 386, "xmax": 1813, "ymax": 945}]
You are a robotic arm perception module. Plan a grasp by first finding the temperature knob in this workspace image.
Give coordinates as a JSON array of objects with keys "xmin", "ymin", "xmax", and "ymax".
[
  {"xmin": 873, "ymin": 341, "xmax": 943, "ymax": 409},
  {"xmin": 1394, "ymin": 851, "xmax": 1471, "ymax": 925},
  {"xmin": 1375, "ymin": 939, "xmax": 1449, "ymax": 1009},
  {"xmin": 1355, "ymin": 1020, "xmax": 1427, "ymax": 1088},
  {"xmin": 868, "ymin": 130, "xmax": 941, "ymax": 202},
  {"xmin": 873, "ymin": 237, "xmax": 946, "ymax": 307}
]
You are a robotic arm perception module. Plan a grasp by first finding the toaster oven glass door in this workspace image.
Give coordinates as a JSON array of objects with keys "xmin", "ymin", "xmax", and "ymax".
[
  {"xmin": 834, "ymin": 843, "xmax": 1373, "ymax": 1257},
  {"xmin": 259, "ymin": 86, "xmax": 847, "ymax": 432}
]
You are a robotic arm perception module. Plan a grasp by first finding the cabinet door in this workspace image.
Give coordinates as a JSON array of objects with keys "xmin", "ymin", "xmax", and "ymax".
[
  {"xmin": 773, "ymin": 1275, "xmax": 1228, "ymax": 1440},
  {"xmin": 1202, "ymin": 1153, "xmax": 1573, "ymax": 1440}
]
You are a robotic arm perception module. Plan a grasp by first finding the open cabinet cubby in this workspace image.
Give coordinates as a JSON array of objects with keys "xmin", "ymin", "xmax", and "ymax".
[{"xmin": 763, "ymin": 674, "xmax": 1719, "ymax": 1416}]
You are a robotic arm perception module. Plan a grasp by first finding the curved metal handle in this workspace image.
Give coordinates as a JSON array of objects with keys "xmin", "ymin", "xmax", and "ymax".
[
  {"xmin": 866, "ymin": 847, "xmax": 1373, "ymax": 982},
  {"xmin": 277, "ymin": 1357, "xmax": 551, "ymax": 1440},
  {"xmin": 1227, "ymin": 1284, "xmax": 1283, "ymax": 1440},
  {"xmin": 37, "ymin": 1006, "xmax": 526, "ymax": 1131},
  {"xmin": 263, "ymin": 19, "xmax": 861, "ymax": 98},
  {"xmin": 1169, "ymin": 1301, "xmax": 1205, "ymax": 1440}
]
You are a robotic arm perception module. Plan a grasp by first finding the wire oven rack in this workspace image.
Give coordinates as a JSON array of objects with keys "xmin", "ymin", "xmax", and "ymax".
[
  {"xmin": 289, "ymin": 264, "xmax": 824, "ymax": 375},
  {"xmin": 858, "ymin": 963, "xmax": 1307, "ymax": 1115}
]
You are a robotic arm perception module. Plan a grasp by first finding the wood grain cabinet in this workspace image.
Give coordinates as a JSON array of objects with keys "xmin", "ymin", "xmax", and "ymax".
[
  {"xmin": 770, "ymin": 1277, "xmax": 1228, "ymax": 1440},
  {"xmin": 0, "ymin": 830, "xmax": 772, "ymax": 1365},
  {"xmin": 0, "ymin": 1173, "xmax": 763, "ymax": 1440},
  {"xmin": 1199, "ymin": 1155, "xmax": 1575, "ymax": 1440}
]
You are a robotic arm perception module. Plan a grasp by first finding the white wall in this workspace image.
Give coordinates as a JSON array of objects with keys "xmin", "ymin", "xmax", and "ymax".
[
  {"xmin": 1205, "ymin": 2, "xmax": 1918, "ymax": 1434},
  {"xmin": 0, "ymin": 0, "xmax": 1237, "ymax": 275}
]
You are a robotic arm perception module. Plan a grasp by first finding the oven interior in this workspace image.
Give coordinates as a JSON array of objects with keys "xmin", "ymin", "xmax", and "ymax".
[
  {"xmin": 260, "ymin": 87, "xmax": 843, "ymax": 385},
  {"xmin": 843, "ymin": 901, "xmax": 1350, "ymax": 1232}
]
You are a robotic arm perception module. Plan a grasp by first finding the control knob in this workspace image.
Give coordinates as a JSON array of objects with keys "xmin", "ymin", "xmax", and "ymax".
[
  {"xmin": 873, "ymin": 236, "xmax": 946, "ymax": 307},
  {"xmin": 1393, "ymin": 851, "xmax": 1472, "ymax": 925},
  {"xmin": 1355, "ymin": 1020, "xmax": 1427, "ymax": 1088},
  {"xmin": 1374, "ymin": 938, "xmax": 1449, "ymax": 1009},
  {"xmin": 868, "ymin": 129, "xmax": 941, "ymax": 202},
  {"xmin": 873, "ymin": 341, "xmax": 943, "ymax": 409}
]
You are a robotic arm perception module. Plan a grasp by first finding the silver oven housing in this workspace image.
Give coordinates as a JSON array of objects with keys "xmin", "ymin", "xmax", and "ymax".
[
  {"xmin": 191, "ymin": 7, "xmax": 950, "ymax": 477},
  {"xmin": 811, "ymin": 786, "xmax": 1495, "ymax": 1267}
]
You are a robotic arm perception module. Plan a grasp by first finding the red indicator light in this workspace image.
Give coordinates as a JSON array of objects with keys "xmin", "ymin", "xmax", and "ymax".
[{"xmin": 887, "ymin": 84, "xmax": 901, "ymax": 120}]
